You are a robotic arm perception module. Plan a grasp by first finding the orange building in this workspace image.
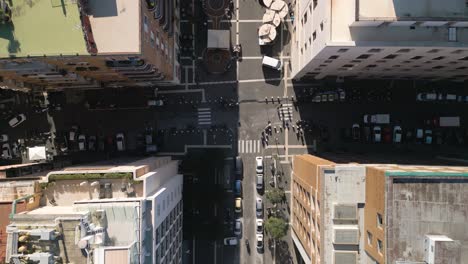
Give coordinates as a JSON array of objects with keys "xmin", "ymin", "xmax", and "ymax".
[{"xmin": 292, "ymin": 154, "xmax": 468, "ymax": 264}]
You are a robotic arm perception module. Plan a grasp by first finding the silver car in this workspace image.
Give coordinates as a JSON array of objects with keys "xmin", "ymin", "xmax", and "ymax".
[
  {"xmin": 234, "ymin": 219, "xmax": 242, "ymax": 236},
  {"xmin": 256, "ymin": 198, "xmax": 263, "ymax": 218}
]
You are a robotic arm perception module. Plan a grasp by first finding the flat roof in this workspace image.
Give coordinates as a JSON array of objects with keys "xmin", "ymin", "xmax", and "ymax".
[
  {"xmin": 359, "ymin": 0, "xmax": 468, "ymax": 21},
  {"xmin": 0, "ymin": 0, "xmax": 88, "ymax": 58},
  {"xmin": 88, "ymin": 0, "xmax": 140, "ymax": 54}
]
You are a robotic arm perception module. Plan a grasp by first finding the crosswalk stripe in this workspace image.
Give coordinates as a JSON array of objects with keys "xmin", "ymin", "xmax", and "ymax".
[
  {"xmin": 238, "ymin": 140, "xmax": 262, "ymax": 153},
  {"xmin": 197, "ymin": 107, "xmax": 212, "ymax": 126}
]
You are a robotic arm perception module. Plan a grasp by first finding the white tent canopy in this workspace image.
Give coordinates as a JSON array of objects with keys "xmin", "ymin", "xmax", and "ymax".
[
  {"xmin": 28, "ymin": 146, "xmax": 46, "ymax": 161},
  {"xmin": 207, "ymin": 30, "xmax": 230, "ymax": 49}
]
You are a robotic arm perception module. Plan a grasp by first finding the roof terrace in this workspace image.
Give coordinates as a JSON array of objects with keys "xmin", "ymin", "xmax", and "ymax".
[{"xmin": 0, "ymin": 0, "xmax": 88, "ymax": 58}]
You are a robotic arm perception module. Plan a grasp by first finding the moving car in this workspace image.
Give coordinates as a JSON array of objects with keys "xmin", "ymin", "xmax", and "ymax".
[
  {"xmin": 116, "ymin": 133, "xmax": 126, "ymax": 151},
  {"xmin": 256, "ymin": 174, "xmax": 263, "ymax": 190},
  {"xmin": 256, "ymin": 198, "xmax": 263, "ymax": 218},
  {"xmin": 373, "ymin": 126, "xmax": 382, "ymax": 143},
  {"xmin": 8, "ymin": 114, "xmax": 26, "ymax": 128},
  {"xmin": 78, "ymin": 135, "xmax": 86, "ymax": 151},
  {"xmin": 224, "ymin": 237, "xmax": 238, "ymax": 246},
  {"xmin": 261, "ymin": 56, "xmax": 282, "ymax": 71},
  {"xmin": 393, "ymin": 126, "xmax": 402, "ymax": 143},
  {"xmin": 256, "ymin": 219, "xmax": 264, "ymax": 234},
  {"xmin": 234, "ymin": 219, "xmax": 242, "ymax": 236},
  {"xmin": 235, "ymin": 198, "xmax": 242, "ymax": 213},
  {"xmin": 255, "ymin": 156, "xmax": 263, "ymax": 174},
  {"xmin": 2, "ymin": 143, "xmax": 11, "ymax": 159},
  {"xmin": 256, "ymin": 234, "xmax": 264, "ymax": 250}
]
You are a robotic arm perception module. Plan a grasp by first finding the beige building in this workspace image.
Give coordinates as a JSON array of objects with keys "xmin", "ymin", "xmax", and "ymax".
[
  {"xmin": 291, "ymin": 154, "xmax": 468, "ymax": 264},
  {"xmin": 0, "ymin": 0, "xmax": 180, "ymax": 92},
  {"xmin": 291, "ymin": 0, "xmax": 468, "ymax": 81}
]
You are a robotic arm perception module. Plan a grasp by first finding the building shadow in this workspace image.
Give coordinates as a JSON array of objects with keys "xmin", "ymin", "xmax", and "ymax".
[{"xmin": 87, "ymin": 0, "xmax": 118, "ymax": 17}]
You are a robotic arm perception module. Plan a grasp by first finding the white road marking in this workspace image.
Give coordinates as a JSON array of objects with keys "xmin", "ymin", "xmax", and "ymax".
[
  {"xmin": 203, "ymin": 129, "xmax": 207, "ymax": 145},
  {"xmin": 198, "ymin": 108, "xmax": 212, "ymax": 126},
  {"xmin": 238, "ymin": 140, "xmax": 261, "ymax": 153}
]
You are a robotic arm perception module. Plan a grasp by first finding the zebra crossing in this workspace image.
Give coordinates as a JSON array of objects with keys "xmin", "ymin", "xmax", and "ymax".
[
  {"xmin": 278, "ymin": 103, "xmax": 293, "ymax": 121},
  {"xmin": 197, "ymin": 107, "xmax": 211, "ymax": 126},
  {"xmin": 238, "ymin": 140, "xmax": 262, "ymax": 153}
]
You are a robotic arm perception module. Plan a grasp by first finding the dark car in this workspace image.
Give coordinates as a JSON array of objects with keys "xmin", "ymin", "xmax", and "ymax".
[
  {"xmin": 235, "ymin": 156, "xmax": 243, "ymax": 179},
  {"xmin": 352, "ymin": 124, "xmax": 360, "ymax": 141}
]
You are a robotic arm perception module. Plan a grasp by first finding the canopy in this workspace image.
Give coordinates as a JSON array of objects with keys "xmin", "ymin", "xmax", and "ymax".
[
  {"xmin": 277, "ymin": 3, "xmax": 289, "ymax": 18},
  {"xmin": 263, "ymin": 10, "xmax": 281, "ymax": 27},
  {"xmin": 270, "ymin": 0, "xmax": 285, "ymax": 11},
  {"xmin": 28, "ymin": 146, "xmax": 46, "ymax": 161},
  {"xmin": 258, "ymin": 24, "xmax": 277, "ymax": 43},
  {"xmin": 207, "ymin": 29, "xmax": 230, "ymax": 49},
  {"xmin": 262, "ymin": 0, "xmax": 273, "ymax": 8}
]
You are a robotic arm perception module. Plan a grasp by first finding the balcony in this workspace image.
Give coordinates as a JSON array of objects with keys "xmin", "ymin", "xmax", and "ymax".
[{"xmin": 146, "ymin": 0, "xmax": 157, "ymax": 11}]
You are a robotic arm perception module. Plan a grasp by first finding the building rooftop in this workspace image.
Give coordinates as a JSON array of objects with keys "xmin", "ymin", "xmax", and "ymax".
[
  {"xmin": 0, "ymin": 0, "xmax": 88, "ymax": 58},
  {"xmin": 358, "ymin": 0, "xmax": 468, "ymax": 21},
  {"xmin": 88, "ymin": 0, "xmax": 140, "ymax": 54}
]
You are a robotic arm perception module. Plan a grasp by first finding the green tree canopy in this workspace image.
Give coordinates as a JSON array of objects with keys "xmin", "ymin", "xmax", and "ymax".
[
  {"xmin": 266, "ymin": 188, "xmax": 285, "ymax": 204},
  {"xmin": 265, "ymin": 217, "xmax": 288, "ymax": 240}
]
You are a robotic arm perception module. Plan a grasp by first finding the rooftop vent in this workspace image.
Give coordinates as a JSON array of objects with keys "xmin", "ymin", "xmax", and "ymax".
[{"xmin": 333, "ymin": 204, "xmax": 357, "ymax": 220}]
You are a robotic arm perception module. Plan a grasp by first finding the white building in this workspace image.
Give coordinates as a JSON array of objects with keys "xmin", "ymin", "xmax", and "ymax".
[
  {"xmin": 291, "ymin": 0, "xmax": 468, "ymax": 81},
  {"xmin": 5, "ymin": 157, "xmax": 183, "ymax": 264}
]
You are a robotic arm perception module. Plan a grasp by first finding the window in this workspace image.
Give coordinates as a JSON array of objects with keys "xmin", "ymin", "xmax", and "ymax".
[
  {"xmin": 367, "ymin": 231, "xmax": 373, "ymax": 245},
  {"xmin": 312, "ymin": 31, "xmax": 316, "ymax": 40},
  {"xmin": 144, "ymin": 15, "xmax": 148, "ymax": 33},
  {"xmin": 156, "ymin": 32, "xmax": 160, "ymax": 47},
  {"xmin": 157, "ymin": 204, "xmax": 161, "ymax": 216},
  {"xmin": 377, "ymin": 213, "xmax": 383, "ymax": 227},
  {"xmin": 313, "ymin": 0, "xmax": 317, "ymax": 8},
  {"xmin": 303, "ymin": 12, "xmax": 308, "ymax": 24},
  {"xmin": 366, "ymin": 64, "xmax": 377, "ymax": 68},
  {"xmin": 459, "ymin": 56, "xmax": 468, "ymax": 61},
  {"xmin": 397, "ymin": 48, "xmax": 412, "ymax": 53},
  {"xmin": 337, "ymin": 48, "xmax": 349, "ymax": 53},
  {"xmin": 377, "ymin": 239, "xmax": 383, "ymax": 254},
  {"xmin": 411, "ymin": 56, "xmax": 423, "ymax": 60},
  {"xmin": 328, "ymin": 55, "xmax": 339, "ymax": 60},
  {"xmin": 432, "ymin": 65, "xmax": 445, "ymax": 69},
  {"xmin": 384, "ymin": 54, "xmax": 398, "ymax": 59},
  {"xmin": 433, "ymin": 56, "xmax": 445, "ymax": 60},
  {"xmin": 456, "ymin": 66, "xmax": 467, "ymax": 70},
  {"xmin": 357, "ymin": 54, "xmax": 371, "ymax": 59},
  {"xmin": 451, "ymin": 49, "xmax": 464, "ymax": 54},
  {"xmin": 320, "ymin": 22, "xmax": 324, "ymax": 31},
  {"xmin": 368, "ymin": 48, "xmax": 382, "ymax": 53},
  {"xmin": 428, "ymin": 49, "xmax": 440, "ymax": 53}
]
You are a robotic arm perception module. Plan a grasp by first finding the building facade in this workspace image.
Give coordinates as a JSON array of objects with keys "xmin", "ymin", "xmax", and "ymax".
[
  {"xmin": 292, "ymin": 154, "xmax": 468, "ymax": 264},
  {"xmin": 291, "ymin": 0, "xmax": 468, "ymax": 82},
  {"xmin": 4, "ymin": 156, "xmax": 183, "ymax": 264},
  {"xmin": 0, "ymin": 0, "xmax": 180, "ymax": 92}
]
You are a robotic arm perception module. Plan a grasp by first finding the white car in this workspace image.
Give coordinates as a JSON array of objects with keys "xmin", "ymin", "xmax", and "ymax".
[
  {"xmin": 116, "ymin": 133, "xmax": 126, "ymax": 151},
  {"xmin": 373, "ymin": 126, "xmax": 382, "ymax": 143},
  {"xmin": 256, "ymin": 234, "xmax": 264, "ymax": 250},
  {"xmin": 224, "ymin": 237, "xmax": 238, "ymax": 246},
  {"xmin": 2, "ymin": 143, "xmax": 11, "ymax": 159},
  {"xmin": 0, "ymin": 134, "xmax": 8, "ymax": 142},
  {"xmin": 256, "ymin": 198, "xmax": 263, "ymax": 218},
  {"xmin": 78, "ymin": 135, "xmax": 86, "ymax": 151},
  {"xmin": 256, "ymin": 219, "xmax": 264, "ymax": 234},
  {"xmin": 393, "ymin": 126, "xmax": 402, "ymax": 143},
  {"xmin": 8, "ymin": 114, "xmax": 26, "ymax": 128},
  {"xmin": 69, "ymin": 125, "xmax": 78, "ymax": 141},
  {"xmin": 234, "ymin": 219, "xmax": 242, "ymax": 236},
  {"xmin": 256, "ymin": 174, "xmax": 263, "ymax": 190},
  {"xmin": 416, "ymin": 93, "xmax": 437, "ymax": 101},
  {"xmin": 255, "ymin": 156, "xmax": 263, "ymax": 174}
]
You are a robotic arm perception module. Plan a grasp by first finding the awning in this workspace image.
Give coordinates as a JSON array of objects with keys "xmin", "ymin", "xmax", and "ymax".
[
  {"xmin": 270, "ymin": 0, "xmax": 285, "ymax": 11},
  {"xmin": 262, "ymin": 0, "xmax": 273, "ymax": 8},
  {"xmin": 258, "ymin": 24, "xmax": 277, "ymax": 43},
  {"xmin": 28, "ymin": 146, "xmax": 46, "ymax": 161},
  {"xmin": 207, "ymin": 30, "xmax": 230, "ymax": 49},
  {"xmin": 277, "ymin": 2, "xmax": 289, "ymax": 19},
  {"xmin": 263, "ymin": 10, "xmax": 281, "ymax": 27}
]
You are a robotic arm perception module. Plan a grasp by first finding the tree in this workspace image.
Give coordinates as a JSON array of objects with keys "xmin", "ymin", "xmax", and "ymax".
[
  {"xmin": 265, "ymin": 217, "xmax": 288, "ymax": 240},
  {"xmin": 266, "ymin": 188, "xmax": 285, "ymax": 204}
]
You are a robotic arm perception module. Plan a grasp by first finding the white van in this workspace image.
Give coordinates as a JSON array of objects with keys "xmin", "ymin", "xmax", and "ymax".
[{"xmin": 262, "ymin": 56, "xmax": 282, "ymax": 71}]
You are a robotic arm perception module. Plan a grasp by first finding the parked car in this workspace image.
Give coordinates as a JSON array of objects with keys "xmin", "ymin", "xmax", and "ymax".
[
  {"xmin": 338, "ymin": 90, "xmax": 346, "ymax": 101},
  {"xmin": 224, "ymin": 237, "xmax": 238, "ymax": 246},
  {"xmin": 373, "ymin": 126, "xmax": 382, "ymax": 143},
  {"xmin": 383, "ymin": 127, "xmax": 392, "ymax": 143},
  {"xmin": 256, "ymin": 174, "xmax": 263, "ymax": 190},
  {"xmin": 255, "ymin": 156, "xmax": 263, "ymax": 174},
  {"xmin": 235, "ymin": 156, "xmax": 243, "ymax": 179},
  {"xmin": 256, "ymin": 219, "xmax": 264, "ymax": 234},
  {"xmin": 256, "ymin": 234, "xmax": 264, "ymax": 250},
  {"xmin": 393, "ymin": 126, "xmax": 402, "ymax": 143},
  {"xmin": 416, "ymin": 93, "xmax": 437, "ymax": 101},
  {"xmin": 69, "ymin": 126, "xmax": 78, "ymax": 141},
  {"xmin": 2, "ymin": 143, "xmax": 11, "ymax": 159},
  {"xmin": 116, "ymin": 133, "xmax": 126, "ymax": 151},
  {"xmin": 0, "ymin": 134, "xmax": 8, "ymax": 142},
  {"xmin": 416, "ymin": 128, "xmax": 424, "ymax": 143},
  {"xmin": 234, "ymin": 219, "xmax": 242, "ymax": 236},
  {"xmin": 8, "ymin": 114, "xmax": 26, "ymax": 128},
  {"xmin": 425, "ymin": 129, "xmax": 433, "ymax": 144},
  {"xmin": 78, "ymin": 134, "xmax": 86, "ymax": 151},
  {"xmin": 256, "ymin": 198, "xmax": 263, "ymax": 218},
  {"xmin": 234, "ymin": 180, "xmax": 242, "ymax": 196},
  {"xmin": 11, "ymin": 142, "xmax": 19, "ymax": 158},
  {"xmin": 352, "ymin": 124, "xmax": 360, "ymax": 141},
  {"xmin": 235, "ymin": 198, "xmax": 242, "ymax": 213}
]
